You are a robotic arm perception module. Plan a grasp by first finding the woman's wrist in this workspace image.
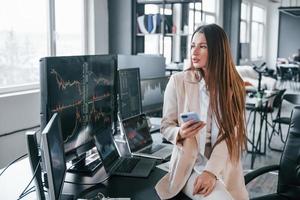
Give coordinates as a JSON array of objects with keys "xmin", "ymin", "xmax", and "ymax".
[
  {"xmin": 203, "ymin": 170, "xmax": 217, "ymax": 180},
  {"xmin": 177, "ymin": 130, "xmax": 184, "ymax": 142}
]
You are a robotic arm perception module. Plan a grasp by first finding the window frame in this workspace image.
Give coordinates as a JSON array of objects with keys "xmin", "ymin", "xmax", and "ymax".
[{"xmin": 0, "ymin": 83, "xmax": 39, "ymax": 95}]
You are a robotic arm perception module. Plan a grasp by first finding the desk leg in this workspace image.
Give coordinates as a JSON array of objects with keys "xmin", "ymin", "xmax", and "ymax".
[
  {"xmin": 251, "ymin": 111, "xmax": 257, "ymax": 169},
  {"xmin": 257, "ymin": 111, "xmax": 264, "ymax": 152},
  {"xmin": 263, "ymin": 111, "xmax": 268, "ymax": 154},
  {"xmin": 250, "ymin": 109, "xmax": 266, "ymax": 169},
  {"xmin": 258, "ymin": 110, "xmax": 264, "ymax": 153}
]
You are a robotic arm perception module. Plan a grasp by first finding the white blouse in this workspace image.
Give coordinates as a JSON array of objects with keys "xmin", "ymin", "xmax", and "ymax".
[{"xmin": 194, "ymin": 78, "xmax": 220, "ymax": 171}]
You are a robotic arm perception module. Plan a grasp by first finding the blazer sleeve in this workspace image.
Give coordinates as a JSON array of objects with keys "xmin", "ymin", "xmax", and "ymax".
[
  {"xmin": 204, "ymin": 139, "xmax": 229, "ymax": 178},
  {"xmin": 160, "ymin": 75, "xmax": 181, "ymax": 145}
]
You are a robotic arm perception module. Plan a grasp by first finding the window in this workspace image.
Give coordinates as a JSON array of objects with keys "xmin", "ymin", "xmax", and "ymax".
[
  {"xmin": 55, "ymin": 0, "xmax": 84, "ymax": 56},
  {"xmin": 240, "ymin": 1, "xmax": 266, "ymax": 61},
  {"xmin": 0, "ymin": 0, "xmax": 85, "ymax": 93},
  {"xmin": 251, "ymin": 5, "xmax": 265, "ymax": 60},
  {"xmin": 187, "ymin": 1, "xmax": 217, "ymax": 59},
  {"xmin": 0, "ymin": 0, "xmax": 47, "ymax": 90},
  {"xmin": 205, "ymin": 14, "xmax": 216, "ymax": 25},
  {"xmin": 189, "ymin": 0, "xmax": 217, "ymax": 33},
  {"xmin": 240, "ymin": 2, "xmax": 249, "ymax": 43}
]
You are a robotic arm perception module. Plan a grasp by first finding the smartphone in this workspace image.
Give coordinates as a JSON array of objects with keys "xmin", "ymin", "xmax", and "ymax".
[{"xmin": 180, "ymin": 112, "xmax": 200, "ymax": 123}]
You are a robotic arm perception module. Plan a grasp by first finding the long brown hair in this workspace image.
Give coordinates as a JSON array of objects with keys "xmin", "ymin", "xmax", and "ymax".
[{"xmin": 192, "ymin": 24, "xmax": 246, "ymax": 162}]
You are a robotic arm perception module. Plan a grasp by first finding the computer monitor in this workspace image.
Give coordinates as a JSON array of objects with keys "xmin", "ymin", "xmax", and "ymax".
[
  {"xmin": 40, "ymin": 55, "xmax": 118, "ymax": 167},
  {"xmin": 117, "ymin": 54, "xmax": 166, "ymax": 79},
  {"xmin": 140, "ymin": 76, "xmax": 170, "ymax": 114},
  {"xmin": 118, "ymin": 68, "xmax": 142, "ymax": 120},
  {"xmin": 41, "ymin": 113, "xmax": 66, "ymax": 200}
]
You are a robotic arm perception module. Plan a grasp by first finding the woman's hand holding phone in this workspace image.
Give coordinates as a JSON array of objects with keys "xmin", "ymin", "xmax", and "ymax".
[{"xmin": 179, "ymin": 112, "xmax": 206, "ymax": 140}]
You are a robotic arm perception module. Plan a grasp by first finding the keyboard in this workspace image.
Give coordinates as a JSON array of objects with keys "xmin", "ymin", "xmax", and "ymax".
[
  {"xmin": 115, "ymin": 157, "xmax": 140, "ymax": 173},
  {"xmin": 85, "ymin": 158, "xmax": 102, "ymax": 172},
  {"xmin": 154, "ymin": 148, "xmax": 171, "ymax": 158}
]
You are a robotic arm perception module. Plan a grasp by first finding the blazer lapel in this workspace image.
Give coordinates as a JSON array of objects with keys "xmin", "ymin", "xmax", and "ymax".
[{"xmin": 183, "ymin": 70, "xmax": 201, "ymax": 146}]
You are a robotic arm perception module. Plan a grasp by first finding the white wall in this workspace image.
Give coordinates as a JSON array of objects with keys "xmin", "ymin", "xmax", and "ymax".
[
  {"xmin": 85, "ymin": 0, "xmax": 109, "ymax": 54},
  {"xmin": 266, "ymin": 2, "xmax": 281, "ymax": 69},
  {"xmin": 94, "ymin": 0, "xmax": 109, "ymax": 54},
  {"xmin": 0, "ymin": 90, "xmax": 40, "ymax": 167},
  {"xmin": 217, "ymin": 0, "xmax": 224, "ymax": 27},
  {"xmin": 0, "ymin": 90, "xmax": 40, "ymax": 135}
]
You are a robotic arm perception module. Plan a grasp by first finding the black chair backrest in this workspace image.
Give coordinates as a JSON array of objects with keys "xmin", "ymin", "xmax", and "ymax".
[
  {"xmin": 272, "ymin": 89, "xmax": 286, "ymax": 109},
  {"xmin": 277, "ymin": 106, "xmax": 300, "ymax": 199}
]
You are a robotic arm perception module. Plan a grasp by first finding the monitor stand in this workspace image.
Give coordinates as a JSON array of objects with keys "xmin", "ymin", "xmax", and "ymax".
[{"xmin": 67, "ymin": 152, "xmax": 102, "ymax": 176}]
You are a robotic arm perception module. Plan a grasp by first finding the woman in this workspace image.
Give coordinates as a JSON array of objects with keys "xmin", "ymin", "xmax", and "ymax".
[{"xmin": 155, "ymin": 24, "xmax": 249, "ymax": 200}]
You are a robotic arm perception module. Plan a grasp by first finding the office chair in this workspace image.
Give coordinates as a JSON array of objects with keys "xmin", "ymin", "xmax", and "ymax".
[
  {"xmin": 269, "ymin": 93, "xmax": 300, "ymax": 151},
  {"xmin": 245, "ymin": 106, "xmax": 300, "ymax": 200}
]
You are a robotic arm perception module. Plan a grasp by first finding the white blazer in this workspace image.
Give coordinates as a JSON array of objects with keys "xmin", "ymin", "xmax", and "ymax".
[{"xmin": 155, "ymin": 69, "xmax": 249, "ymax": 200}]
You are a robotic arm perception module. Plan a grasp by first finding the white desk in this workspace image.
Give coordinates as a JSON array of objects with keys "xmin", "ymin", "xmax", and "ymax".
[
  {"xmin": 0, "ymin": 158, "xmax": 35, "ymax": 200},
  {"xmin": 149, "ymin": 117, "xmax": 161, "ymax": 127}
]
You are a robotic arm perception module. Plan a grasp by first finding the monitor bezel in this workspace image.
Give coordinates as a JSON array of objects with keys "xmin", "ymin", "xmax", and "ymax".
[
  {"xmin": 93, "ymin": 127, "xmax": 120, "ymax": 174},
  {"xmin": 42, "ymin": 113, "xmax": 66, "ymax": 200},
  {"xmin": 140, "ymin": 75, "xmax": 170, "ymax": 114},
  {"xmin": 117, "ymin": 67, "xmax": 143, "ymax": 120},
  {"xmin": 40, "ymin": 54, "xmax": 118, "ymax": 163},
  {"xmin": 121, "ymin": 113, "xmax": 153, "ymax": 152}
]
